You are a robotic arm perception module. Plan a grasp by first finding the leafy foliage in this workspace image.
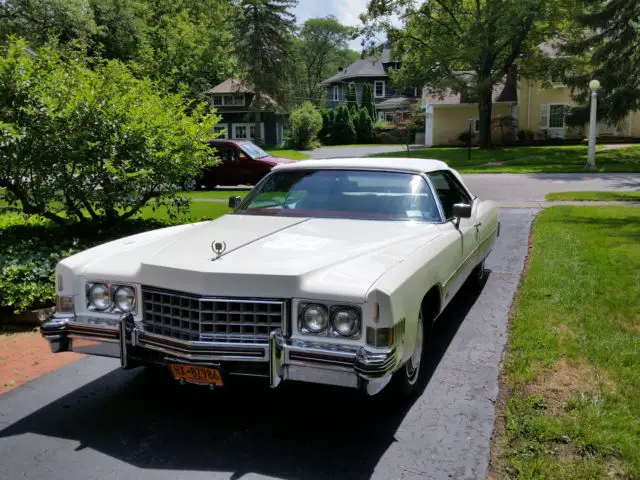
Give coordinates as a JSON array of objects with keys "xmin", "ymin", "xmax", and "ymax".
[
  {"xmin": 361, "ymin": 82, "xmax": 376, "ymax": 120},
  {"xmin": 0, "ymin": 39, "xmax": 220, "ymax": 225},
  {"xmin": 288, "ymin": 102, "xmax": 323, "ymax": 149},
  {"xmin": 234, "ymin": 0, "xmax": 297, "ymax": 143},
  {"xmin": 294, "ymin": 16, "xmax": 357, "ymax": 105},
  {"xmin": 345, "ymin": 82, "xmax": 358, "ymax": 109},
  {"xmin": 355, "ymin": 108, "xmax": 375, "ymax": 143},
  {"xmin": 318, "ymin": 109, "xmax": 335, "ymax": 144},
  {"xmin": 0, "ymin": 0, "xmax": 238, "ymax": 101},
  {"xmin": 0, "ymin": 214, "xmax": 174, "ymax": 313},
  {"xmin": 564, "ymin": 0, "xmax": 640, "ymax": 123},
  {"xmin": 331, "ymin": 104, "xmax": 357, "ymax": 144}
]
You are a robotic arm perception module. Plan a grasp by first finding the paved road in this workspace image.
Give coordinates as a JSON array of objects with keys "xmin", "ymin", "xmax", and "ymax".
[
  {"xmin": 0, "ymin": 209, "xmax": 535, "ymax": 480},
  {"xmin": 462, "ymin": 172, "xmax": 640, "ymax": 201}
]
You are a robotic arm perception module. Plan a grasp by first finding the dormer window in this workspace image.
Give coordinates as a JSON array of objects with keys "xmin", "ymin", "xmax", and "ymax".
[{"xmin": 211, "ymin": 95, "xmax": 245, "ymax": 107}]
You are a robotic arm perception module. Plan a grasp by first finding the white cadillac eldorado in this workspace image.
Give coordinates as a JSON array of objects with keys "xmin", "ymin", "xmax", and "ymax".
[{"xmin": 42, "ymin": 158, "xmax": 499, "ymax": 397}]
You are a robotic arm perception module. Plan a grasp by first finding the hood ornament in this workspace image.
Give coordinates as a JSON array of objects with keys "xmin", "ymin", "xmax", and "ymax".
[{"xmin": 211, "ymin": 240, "xmax": 227, "ymax": 260}]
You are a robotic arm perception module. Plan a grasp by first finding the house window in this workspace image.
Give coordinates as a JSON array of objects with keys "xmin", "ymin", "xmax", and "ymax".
[
  {"xmin": 377, "ymin": 111, "xmax": 394, "ymax": 122},
  {"xmin": 223, "ymin": 95, "xmax": 234, "ymax": 106},
  {"xmin": 213, "ymin": 125, "xmax": 228, "ymax": 139},
  {"xmin": 332, "ymin": 85, "xmax": 342, "ymax": 102},
  {"xmin": 541, "ymin": 104, "xmax": 569, "ymax": 129},
  {"xmin": 234, "ymin": 125, "xmax": 247, "ymax": 139},
  {"xmin": 474, "ymin": 119, "xmax": 480, "ymax": 133},
  {"xmin": 374, "ymin": 80, "xmax": 385, "ymax": 98},
  {"xmin": 231, "ymin": 123, "xmax": 265, "ymax": 140},
  {"xmin": 212, "ymin": 96, "xmax": 222, "ymax": 106},
  {"xmin": 233, "ymin": 95, "xmax": 245, "ymax": 106}
]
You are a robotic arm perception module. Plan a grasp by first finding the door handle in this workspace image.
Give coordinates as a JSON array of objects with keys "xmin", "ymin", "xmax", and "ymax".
[{"xmin": 473, "ymin": 222, "xmax": 482, "ymax": 228}]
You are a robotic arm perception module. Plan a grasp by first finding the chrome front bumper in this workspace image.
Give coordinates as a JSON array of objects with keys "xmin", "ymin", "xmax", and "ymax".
[{"xmin": 41, "ymin": 315, "xmax": 398, "ymax": 395}]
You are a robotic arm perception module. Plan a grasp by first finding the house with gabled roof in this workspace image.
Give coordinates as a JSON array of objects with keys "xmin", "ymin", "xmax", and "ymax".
[
  {"xmin": 204, "ymin": 79, "xmax": 285, "ymax": 146},
  {"xmin": 320, "ymin": 47, "xmax": 421, "ymax": 123}
]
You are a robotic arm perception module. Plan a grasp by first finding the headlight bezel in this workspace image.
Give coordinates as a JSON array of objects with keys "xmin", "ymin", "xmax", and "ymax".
[
  {"xmin": 86, "ymin": 282, "xmax": 137, "ymax": 314},
  {"xmin": 298, "ymin": 301, "xmax": 362, "ymax": 339}
]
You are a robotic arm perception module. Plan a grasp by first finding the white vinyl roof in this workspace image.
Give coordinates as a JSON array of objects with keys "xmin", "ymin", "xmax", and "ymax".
[{"xmin": 273, "ymin": 157, "xmax": 452, "ymax": 174}]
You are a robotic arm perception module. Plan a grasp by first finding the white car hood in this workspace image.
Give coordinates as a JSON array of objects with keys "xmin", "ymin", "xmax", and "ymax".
[{"xmin": 67, "ymin": 214, "xmax": 442, "ymax": 302}]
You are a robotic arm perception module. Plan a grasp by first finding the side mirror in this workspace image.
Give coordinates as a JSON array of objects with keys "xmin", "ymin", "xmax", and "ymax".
[
  {"xmin": 228, "ymin": 196, "xmax": 242, "ymax": 208},
  {"xmin": 452, "ymin": 203, "xmax": 472, "ymax": 229}
]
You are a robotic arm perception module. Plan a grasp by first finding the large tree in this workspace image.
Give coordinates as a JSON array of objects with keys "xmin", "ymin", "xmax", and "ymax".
[
  {"xmin": 564, "ymin": 0, "xmax": 640, "ymax": 124},
  {"xmin": 361, "ymin": 0, "xmax": 568, "ymax": 148},
  {"xmin": 234, "ymin": 0, "xmax": 297, "ymax": 144},
  {"xmin": 295, "ymin": 16, "xmax": 356, "ymax": 105},
  {"xmin": 0, "ymin": 0, "xmax": 97, "ymax": 45}
]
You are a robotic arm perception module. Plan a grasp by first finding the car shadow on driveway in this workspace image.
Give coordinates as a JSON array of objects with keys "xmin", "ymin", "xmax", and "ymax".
[{"xmin": 0, "ymin": 276, "xmax": 489, "ymax": 479}]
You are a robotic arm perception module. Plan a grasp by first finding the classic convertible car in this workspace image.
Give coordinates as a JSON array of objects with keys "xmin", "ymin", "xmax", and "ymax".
[{"xmin": 42, "ymin": 158, "xmax": 499, "ymax": 397}]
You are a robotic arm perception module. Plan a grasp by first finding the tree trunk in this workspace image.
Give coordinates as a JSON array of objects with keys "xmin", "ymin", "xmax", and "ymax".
[{"xmin": 478, "ymin": 88, "xmax": 493, "ymax": 149}]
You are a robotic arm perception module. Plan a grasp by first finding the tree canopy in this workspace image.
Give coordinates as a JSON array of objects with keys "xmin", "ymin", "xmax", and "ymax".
[
  {"xmin": 564, "ymin": 0, "xmax": 640, "ymax": 124},
  {"xmin": 0, "ymin": 39, "xmax": 219, "ymax": 225},
  {"xmin": 361, "ymin": 0, "xmax": 571, "ymax": 148}
]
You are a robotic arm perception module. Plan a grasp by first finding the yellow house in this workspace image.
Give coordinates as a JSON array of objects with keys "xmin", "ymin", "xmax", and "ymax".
[
  {"xmin": 422, "ymin": 75, "xmax": 518, "ymax": 147},
  {"xmin": 517, "ymin": 77, "xmax": 640, "ymax": 139},
  {"xmin": 422, "ymin": 73, "xmax": 640, "ymax": 146}
]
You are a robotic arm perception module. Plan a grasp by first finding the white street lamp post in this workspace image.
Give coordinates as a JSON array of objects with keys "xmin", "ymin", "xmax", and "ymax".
[{"xmin": 586, "ymin": 79, "xmax": 600, "ymax": 171}]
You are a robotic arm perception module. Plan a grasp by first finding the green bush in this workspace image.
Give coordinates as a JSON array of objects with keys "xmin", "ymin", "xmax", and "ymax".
[
  {"xmin": 319, "ymin": 109, "xmax": 335, "ymax": 144},
  {"xmin": 0, "ymin": 39, "xmax": 220, "ymax": 226},
  {"xmin": 362, "ymin": 83, "xmax": 376, "ymax": 120},
  {"xmin": 0, "ymin": 215, "xmax": 174, "ymax": 313},
  {"xmin": 331, "ymin": 104, "xmax": 357, "ymax": 144},
  {"xmin": 355, "ymin": 108, "xmax": 376, "ymax": 143},
  {"xmin": 288, "ymin": 101, "xmax": 323, "ymax": 149}
]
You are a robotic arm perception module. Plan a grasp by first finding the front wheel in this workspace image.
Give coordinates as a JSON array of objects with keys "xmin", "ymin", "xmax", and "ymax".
[
  {"xmin": 387, "ymin": 306, "xmax": 431, "ymax": 398},
  {"xmin": 469, "ymin": 259, "xmax": 486, "ymax": 289}
]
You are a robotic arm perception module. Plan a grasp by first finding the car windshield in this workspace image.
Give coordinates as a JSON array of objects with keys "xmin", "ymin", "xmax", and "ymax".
[
  {"xmin": 239, "ymin": 142, "xmax": 269, "ymax": 159},
  {"xmin": 236, "ymin": 169, "xmax": 441, "ymax": 222}
]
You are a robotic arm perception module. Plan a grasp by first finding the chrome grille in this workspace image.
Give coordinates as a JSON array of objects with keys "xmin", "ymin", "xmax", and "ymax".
[{"xmin": 141, "ymin": 287, "xmax": 285, "ymax": 344}]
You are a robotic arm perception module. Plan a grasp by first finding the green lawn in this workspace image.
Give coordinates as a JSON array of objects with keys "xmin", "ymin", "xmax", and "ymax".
[
  {"xmin": 545, "ymin": 191, "xmax": 640, "ymax": 202},
  {"xmin": 180, "ymin": 190, "xmax": 250, "ymax": 200},
  {"xmin": 266, "ymin": 149, "xmax": 311, "ymax": 160},
  {"xmin": 493, "ymin": 206, "xmax": 640, "ymax": 479},
  {"xmin": 137, "ymin": 201, "xmax": 231, "ymax": 221},
  {"xmin": 371, "ymin": 145, "xmax": 640, "ymax": 173}
]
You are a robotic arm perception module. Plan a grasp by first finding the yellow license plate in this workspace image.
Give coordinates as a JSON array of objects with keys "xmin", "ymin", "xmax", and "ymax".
[{"xmin": 170, "ymin": 364, "xmax": 223, "ymax": 386}]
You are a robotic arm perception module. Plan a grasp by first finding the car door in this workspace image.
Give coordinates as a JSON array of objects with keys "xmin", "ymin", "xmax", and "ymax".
[{"xmin": 428, "ymin": 170, "xmax": 479, "ymax": 299}]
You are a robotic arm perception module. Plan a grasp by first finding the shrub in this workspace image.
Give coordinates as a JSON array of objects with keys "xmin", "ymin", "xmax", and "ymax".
[
  {"xmin": 331, "ymin": 104, "xmax": 357, "ymax": 144},
  {"xmin": 362, "ymin": 83, "xmax": 376, "ymax": 120},
  {"xmin": 458, "ymin": 131, "xmax": 476, "ymax": 145},
  {"xmin": 288, "ymin": 101, "xmax": 323, "ymax": 149},
  {"xmin": 319, "ymin": 109, "xmax": 335, "ymax": 144},
  {"xmin": 0, "ymin": 39, "xmax": 220, "ymax": 226},
  {"xmin": 345, "ymin": 82, "xmax": 357, "ymax": 109},
  {"xmin": 355, "ymin": 108, "xmax": 376, "ymax": 143},
  {"xmin": 0, "ymin": 214, "xmax": 172, "ymax": 313}
]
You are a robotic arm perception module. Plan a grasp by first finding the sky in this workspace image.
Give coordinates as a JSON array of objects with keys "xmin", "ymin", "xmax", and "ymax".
[{"xmin": 293, "ymin": 0, "xmax": 372, "ymax": 51}]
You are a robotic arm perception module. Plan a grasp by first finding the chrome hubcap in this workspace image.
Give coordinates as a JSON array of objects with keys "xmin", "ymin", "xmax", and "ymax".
[{"xmin": 406, "ymin": 310, "xmax": 424, "ymax": 384}]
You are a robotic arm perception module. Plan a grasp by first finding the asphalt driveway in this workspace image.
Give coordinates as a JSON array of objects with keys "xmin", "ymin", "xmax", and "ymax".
[{"xmin": 0, "ymin": 209, "xmax": 535, "ymax": 480}]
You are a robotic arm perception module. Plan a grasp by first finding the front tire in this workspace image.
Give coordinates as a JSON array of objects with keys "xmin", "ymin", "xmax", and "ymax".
[
  {"xmin": 387, "ymin": 305, "xmax": 432, "ymax": 398},
  {"xmin": 469, "ymin": 259, "xmax": 486, "ymax": 289}
]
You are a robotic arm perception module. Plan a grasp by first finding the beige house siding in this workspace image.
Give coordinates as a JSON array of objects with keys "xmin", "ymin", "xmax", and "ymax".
[
  {"xmin": 431, "ymin": 104, "xmax": 514, "ymax": 146},
  {"xmin": 516, "ymin": 79, "xmax": 585, "ymax": 138}
]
